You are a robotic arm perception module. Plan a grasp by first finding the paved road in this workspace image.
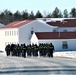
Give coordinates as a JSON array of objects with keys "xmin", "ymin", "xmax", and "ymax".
[{"xmin": 0, "ymin": 56, "xmax": 76, "ymax": 75}]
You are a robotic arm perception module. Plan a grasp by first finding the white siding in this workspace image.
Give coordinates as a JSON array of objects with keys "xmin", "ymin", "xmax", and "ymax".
[
  {"xmin": 19, "ymin": 20, "xmax": 55, "ymax": 45},
  {"xmin": 0, "ymin": 28, "xmax": 19, "ymax": 51},
  {"xmin": 31, "ymin": 35, "xmax": 76, "ymax": 51},
  {"xmin": 0, "ymin": 30, "xmax": 5, "ymax": 51},
  {"xmin": 38, "ymin": 39, "xmax": 76, "ymax": 51},
  {"xmin": 30, "ymin": 33, "xmax": 38, "ymax": 45}
]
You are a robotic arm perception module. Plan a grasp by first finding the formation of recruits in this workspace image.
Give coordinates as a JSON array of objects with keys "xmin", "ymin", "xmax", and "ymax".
[{"xmin": 5, "ymin": 43, "xmax": 54, "ymax": 58}]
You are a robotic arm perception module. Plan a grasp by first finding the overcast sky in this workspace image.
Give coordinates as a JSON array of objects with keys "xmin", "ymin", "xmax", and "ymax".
[{"xmin": 0, "ymin": 0, "xmax": 76, "ymax": 14}]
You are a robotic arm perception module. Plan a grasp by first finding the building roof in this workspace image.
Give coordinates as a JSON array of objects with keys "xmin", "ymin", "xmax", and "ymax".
[
  {"xmin": 1, "ymin": 18, "xmax": 76, "ymax": 29},
  {"xmin": 46, "ymin": 19, "xmax": 76, "ymax": 27},
  {"xmin": 35, "ymin": 32, "xmax": 76, "ymax": 39},
  {"xmin": 1, "ymin": 20, "xmax": 33, "ymax": 28}
]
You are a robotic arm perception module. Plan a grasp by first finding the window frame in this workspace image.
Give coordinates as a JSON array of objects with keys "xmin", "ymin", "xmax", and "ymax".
[{"xmin": 62, "ymin": 41, "xmax": 68, "ymax": 49}]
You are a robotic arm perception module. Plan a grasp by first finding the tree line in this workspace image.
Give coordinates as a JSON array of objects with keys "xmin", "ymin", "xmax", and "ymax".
[{"xmin": 0, "ymin": 7, "xmax": 76, "ymax": 24}]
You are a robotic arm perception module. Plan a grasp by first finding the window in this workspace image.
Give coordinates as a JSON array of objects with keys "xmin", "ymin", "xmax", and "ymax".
[
  {"xmin": 63, "ymin": 30, "xmax": 67, "ymax": 32},
  {"xmin": 8, "ymin": 31, "xmax": 9, "ymax": 36},
  {"xmin": 5, "ymin": 31, "xmax": 9, "ymax": 36},
  {"xmin": 14, "ymin": 31, "xmax": 16, "ymax": 35},
  {"xmin": 53, "ymin": 29, "xmax": 57, "ymax": 32},
  {"xmin": 31, "ymin": 30, "xmax": 34, "ymax": 34},
  {"xmin": 31, "ymin": 27, "xmax": 34, "ymax": 34},
  {"xmin": 74, "ymin": 29, "xmax": 76, "ymax": 32},
  {"xmin": 10, "ymin": 31, "xmax": 11, "ymax": 36},
  {"xmin": 5, "ymin": 31, "xmax": 18, "ymax": 36},
  {"xmin": 5, "ymin": 31, "xmax": 7, "ymax": 36},
  {"xmin": 12, "ymin": 31, "xmax": 13, "ymax": 36},
  {"xmin": 62, "ymin": 41, "xmax": 68, "ymax": 49},
  {"xmin": 53, "ymin": 28, "xmax": 58, "ymax": 32}
]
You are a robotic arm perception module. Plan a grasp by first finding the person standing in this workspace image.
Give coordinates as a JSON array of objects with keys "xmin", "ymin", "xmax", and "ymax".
[
  {"xmin": 17, "ymin": 44, "xmax": 21, "ymax": 57},
  {"xmin": 48, "ymin": 43, "xmax": 54, "ymax": 57},
  {"xmin": 27, "ymin": 44, "xmax": 31, "ymax": 57},
  {"xmin": 10, "ymin": 44, "xmax": 15, "ymax": 56},
  {"xmin": 5, "ymin": 44, "xmax": 11, "ymax": 56},
  {"xmin": 21, "ymin": 43, "xmax": 27, "ymax": 58}
]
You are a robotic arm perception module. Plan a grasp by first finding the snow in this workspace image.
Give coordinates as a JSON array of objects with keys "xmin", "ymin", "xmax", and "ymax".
[
  {"xmin": 37, "ymin": 19, "xmax": 58, "ymax": 28},
  {"xmin": 1, "ymin": 50, "xmax": 76, "ymax": 58},
  {"xmin": 37, "ymin": 18, "xmax": 76, "ymax": 22},
  {"xmin": 54, "ymin": 51, "xmax": 76, "ymax": 58},
  {"xmin": 0, "ymin": 51, "xmax": 6, "ymax": 56},
  {"xmin": 0, "ymin": 23, "xmax": 5, "ymax": 28}
]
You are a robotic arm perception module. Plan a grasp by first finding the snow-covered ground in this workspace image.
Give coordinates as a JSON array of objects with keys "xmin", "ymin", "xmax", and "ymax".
[
  {"xmin": 0, "ymin": 50, "xmax": 76, "ymax": 59},
  {"xmin": 0, "ymin": 51, "xmax": 6, "ymax": 56},
  {"xmin": 54, "ymin": 51, "xmax": 76, "ymax": 58}
]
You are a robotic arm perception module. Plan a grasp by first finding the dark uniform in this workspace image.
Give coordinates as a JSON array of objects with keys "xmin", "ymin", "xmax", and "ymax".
[
  {"xmin": 5, "ymin": 44, "xmax": 11, "ymax": 56},
  {"xmin": 48, "ymin": 43, "xmax": 54, "ymax": 57},
  {"xmin": 27, "ymin": 44, "xmax": 31, "ymax": 56},
  {"xmin": 33, "ymin": 44, "xmax": 38, "ymax": 56},
  {"xmin": 10, "ymin": 44, "xmax": 15, "ymax": 56},
  {"xmin": 13, "ymin": 44, "xmax": 17, "ymax": 56},
  {"xmin": 22, "ymin": 44, "xmax": 27, "ymax": 58},
  {"xmin": 31, "ymin": 44, "xmax": 34, "ymax": 56},
  {"xmin": 39, "ymin": 44, "xmax": 43, "ymax": 56},
  {"xmin": 17, "ymin": 44, "xmax": 21, "ymax": 57},
  {"xmin": 43, "ymin": 44, "xmax": 46, "ymax": 56}
]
